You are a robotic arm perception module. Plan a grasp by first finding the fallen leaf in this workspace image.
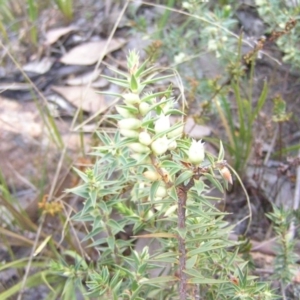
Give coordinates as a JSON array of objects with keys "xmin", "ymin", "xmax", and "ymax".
[
  {"xmin": 91, "ymin": 77, "xmax": 109, "ymax": 88},
  {"xmin": 45, "ymin": 26, "xmax": 78, "ymax": 45},
  {"xmin": 66, "ymin": 70, "xmax": 101, "ymax": 86},
  {"xmin": 0, "ymin": 97, "xmax": 42, "ymax": 137},
  {"xmin": 51, "ymin": 85, "xmax": 106, "ymax": 113},
  {"xmin": 23, "ymin": 57, "xmax": 54, "ymax": 74},
  {"xmin": 60, "ymin": 38, "xmax": 126, "ymax": 65},
  {"xmin": 0, "ymin": 82, "xmax": 31, "ymax": 91}
]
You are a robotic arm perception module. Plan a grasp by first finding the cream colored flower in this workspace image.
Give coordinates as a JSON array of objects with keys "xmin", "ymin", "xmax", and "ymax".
[
  {"xmin": 122, "ymin": 93, "xmax": 140, "ymax": 104},
  {"xmin": 128, "ymin": 143, "xmax": 150, "ymax": 153},
  {"xmin": 118, "ymin": 118, "xmax": 141, "ymax": 130},
  {"xmin": 139, "ymin": 132, "xmax": 152, "ymax": 146},
  {"xmin": 143, "ymin": 170, "xmax": 161, "ymax": 181},
  {"xmin": 139, "ymin": 102, "xmax": 150, "ymax": 116},
  {"xmin": 154, "ymin": 114, "xmax": 170, "ymax": 134},
  {"xmin": 188, "ymin": 139, "xmax": 205, "ymax": 164},
  {"xmin": 120, "ymin": 129, "xmax": 139, "ymax": 138},
  {"xmin": 116, "ymin": 106, "xmax": 134, "ymax": 118},
  {"xmin": 151, "ymin": 136, "xmax": 169, "ymax": 156}
]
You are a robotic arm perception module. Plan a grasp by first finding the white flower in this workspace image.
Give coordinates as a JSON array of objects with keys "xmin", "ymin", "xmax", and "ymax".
[
  {"xmin": 118, "ymin": 118, "xmax": 141, "ymax": 130},
  {"xmin": 154, "ymin": 114, "xmax": 170, "ymax": 134},
  {"xmin": 188, "ymin": 139, "xmax": 205, "ymax": 165},
  {"xmin": 120, "ymin": 129, "xmax": 139, "ymax": 138},
  {"xmin": 151, "ymin": 136, "xmax": 169, "ymax": 156},
  {"xmin": 122, "ymin": 93, "xmax": 140, "ymax": 104},
  {"xmin": 139, "ymin": 102, "xmax": 150, "ymax": 116},
  {"xmin": 156, "ymin": 185, "xmax": 167, "ymax": 198},
  {"xmin": 168, "ymin": 140, "xmax": 177, "ymax": 150},
  {"xmin": 143, "ymin": 170, "xmax": 161, "ymax": 181},
  {"xmin": 128, "ymin": 143, "xmax": 150, "ymax": 153},
  {"xmin": 116, "ymin": 106, "xmax": 135, "ymax": 118},
  {"xmin": 139, "ymin": 132, "xmax": 152, "ymax": 146}
]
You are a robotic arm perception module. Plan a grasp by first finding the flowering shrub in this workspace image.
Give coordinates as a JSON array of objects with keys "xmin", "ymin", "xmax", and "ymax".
[{"xmin": 56, "ymin": 50, "xmax": 274, "ymax": 299}]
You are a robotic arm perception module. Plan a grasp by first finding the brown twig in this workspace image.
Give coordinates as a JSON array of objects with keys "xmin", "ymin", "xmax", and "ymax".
[{"xmin": 177, "ymin": 185, "xmax": 187, "ymax": 300}]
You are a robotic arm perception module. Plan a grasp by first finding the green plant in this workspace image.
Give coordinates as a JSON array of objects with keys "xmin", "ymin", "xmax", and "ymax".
[
  {"xmin": 255, "ymin": 0, "xmax": 300, "ymax": 67},
  {"xmin": 216, "ymin": 61, "xmax": 269, "ymax": 174},
  {"xmin": 48, "ymin": 50, "xmax": 274, "ymax": 299},
  {"xmin": 55, "ymin": 0, "xmax": 73, "ymax": 20},
  {"xmin": 266, "ymin": 206, "xmax": 298, "ymax": 298}
]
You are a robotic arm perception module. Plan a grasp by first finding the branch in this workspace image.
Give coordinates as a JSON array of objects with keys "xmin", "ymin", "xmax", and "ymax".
[{"xmin": 177, "ymin": 185, "xmax": 187, "ymax": 300}]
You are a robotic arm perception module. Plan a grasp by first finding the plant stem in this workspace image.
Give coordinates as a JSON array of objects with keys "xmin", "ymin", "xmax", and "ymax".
[{"xmin": 177, "ymin": 185, "xmax": 187, "ymax": 299}]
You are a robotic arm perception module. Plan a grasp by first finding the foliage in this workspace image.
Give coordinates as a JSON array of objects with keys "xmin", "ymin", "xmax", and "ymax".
[
  {"xmin": 49, "ymin": 50, "xmax": 274, "ymax": 299},
  {"xmin": 142, "ymin": 1, "xmax": 297, "ymax": 176},
  {"xmin": 255, "ymin": 0, "xmax": 300, "ymax": 67},
  {"xmin": 266, "ymin": 206, "xmax": 299, "ymax": 297}
]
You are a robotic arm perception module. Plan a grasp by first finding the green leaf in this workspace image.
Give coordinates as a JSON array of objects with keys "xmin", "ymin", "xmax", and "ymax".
[
  {"xmin": 72, "ymin": 167, "xmax": 88, "ymax": 182},
  {"xmin": 168, "ymin": 186, "xmax": 178, "ymax": 201},
  {"xmin": 186, "ymin": 255, "xmax": 197, "ymax": 269},
  {"xmin": 188, "ymin": 240, "xmax": 227, "ymax": 256},
  {"xmin": 218, "ymin": 140, "xmax": 225, "ymax": 161},
  {"xmin": 188, "ymin": 277, "xmax": 228, "ymax": 284},
  {"xmin": 252, "ymin": 80, "xmax": 268, "ymax": 123},
  {"xmin": 66, "ymin": 184, "xmax": 88, "ymax": 198},
  {"xmin": 160, "ymin": 160, "xmax": 181, "ymax": 169},
  {"xmin": 107, "ymin": 236, "xmax": 115, "ymax": 251},
  {"xmin": 82, "ymin": 223, "xmax": 104, "ymax": 239},
  {"xmin": 141, "ymin": 91, "xmax": 169, "ymax": 104},
  {"xmin": 89, "ymin": 190, "xmax": 98, "ymax": 207},
  {"xmin": 165, "ymin": 109, "xmax": 185, "ymax": 116},
  {"xmin": 150, "ymin": 181, "xmax": 161, "ymax": 202},
  {"xmin": 135, "ymin": 58, "xmax": 149, "ymax": 77},
  {"xmin": 203, "ymin": 173, "xmax": 224, "ymax": 193},
  {"xmin": 175, "ymin": 170, "xmax": 193, "ymax": 186},
  {"xmin": 141, "ymin": 276, "xmax": 177, "ymax": 284},
  {"xmin": 142, "ymin": 74, "xmax": 174, "ymax": 85},
  {"xmin": 130, "ymin": 74, "xmax": 138, "ymax": 91},
  {"xmin": 193, "ymin": 179, "xmax": 205, "ymax": 196},
  {"xmin": 185, "ymin": 269, "xmax": 228, "ymax": 284},
  {"xmin": 107, "ymin": 219, "xmax": 125, "ymax": 234}
]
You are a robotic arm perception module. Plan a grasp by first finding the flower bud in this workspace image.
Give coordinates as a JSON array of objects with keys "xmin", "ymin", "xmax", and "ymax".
[
  {"xmin": 151, "ymin": 136, "xmax": 169, "ymax": 156},
  {"xmin": 143, "ymin": 170, "xmax": 161, "ymax": 181},
  {"xmin": 116, "ymin": 106, "xmax": 135, "ymax": 118},
  {"xmin": 122, "ymin": 93, "xmax": 140, "ymax": 104},
  {"xmin": 220, "ymin": 166, "xmax": 233, "ymax": 185},
  {"xmin": 118, "ymin": 118, "xmax": 141, "ymax": 130},
  {"xmin": 167, "ymin": 123, "xmax": 184, "ymax": 139},
  {"xmin": 154, "ymin": 114, "xmax": 170, "ymax": 134},
  {"xmin": 161, "ymin": 168, "xmax": 171, "ymax": 183},
  {"xmin": 156, "ymin": 185, "xmax": 167, "ymax": 198},
  {"xmin": 120, "ymin": 129, "xmax": 139, "ymax": 138},
  {"xmin": 139, "ymin": 102, "xmax": 150, "ymax": 116},
  {"xmin": 128, "ymin": 143, "xmax": 150, "ymax": 153},
  {"xmin": 139, "ymin": 132, "xmax": 152, "ymax": 146},
  {"xmin": 188, "ymin": 139, "xmax": 205, "ymax": 165},
  {"xmin": 168, "ymin": 140, "xmax": 177, "ymax": 150}
]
